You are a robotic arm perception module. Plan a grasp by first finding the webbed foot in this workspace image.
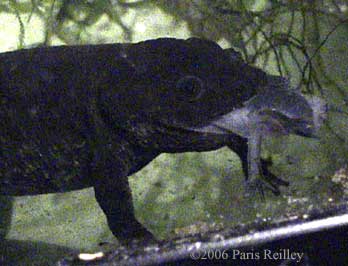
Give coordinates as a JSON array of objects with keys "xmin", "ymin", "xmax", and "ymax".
[
  {"xmin": 260, "ymin": 158, "xmax": 289, "ymax": 192},
  {"xmin": 244, "ymin": 159, "xmax": 289, "ymax": 198}
]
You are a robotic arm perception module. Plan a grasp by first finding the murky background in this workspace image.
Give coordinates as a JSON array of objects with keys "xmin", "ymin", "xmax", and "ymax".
[{"xmin": 0, "ymin": 1, "xmax": 347, "ymax": 265}]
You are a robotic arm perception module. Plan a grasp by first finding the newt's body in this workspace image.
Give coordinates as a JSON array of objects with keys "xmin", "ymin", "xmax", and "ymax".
[{"xmin": 0, "ymin": 38, "xmax": 325, "ymax": 242}]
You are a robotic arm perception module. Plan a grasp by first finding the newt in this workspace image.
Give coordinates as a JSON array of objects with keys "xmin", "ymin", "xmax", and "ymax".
[{"xmin": 0, "ymin": 38, "xmax": 326, "ymax": 243}]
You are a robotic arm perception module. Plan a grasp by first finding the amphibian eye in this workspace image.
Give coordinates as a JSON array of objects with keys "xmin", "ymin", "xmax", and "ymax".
[{"xmin": 176, "ymin": 75, "xmax": 205, "ymax": 102}]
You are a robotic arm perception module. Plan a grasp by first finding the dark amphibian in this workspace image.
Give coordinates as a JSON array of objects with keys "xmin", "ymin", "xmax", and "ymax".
[{"xmin": 0, "ymin": 38, "xmax": 326, "ymax": 243}]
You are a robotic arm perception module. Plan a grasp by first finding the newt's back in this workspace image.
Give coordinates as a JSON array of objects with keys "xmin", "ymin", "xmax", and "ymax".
[{"xmin": 0, "ymin": 45, "xmax": 119, "ymax": 195}]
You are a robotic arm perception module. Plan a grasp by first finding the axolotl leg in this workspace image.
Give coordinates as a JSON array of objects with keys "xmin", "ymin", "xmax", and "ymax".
[{"xmin": 227, "ymin": 134, "xmax": 289, "ymax": 197}]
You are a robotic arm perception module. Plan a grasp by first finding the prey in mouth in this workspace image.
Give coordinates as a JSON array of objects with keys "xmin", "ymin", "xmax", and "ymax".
[{"xmin": 189, "ymin": 76, "xmax": 327, "ymax": 196}]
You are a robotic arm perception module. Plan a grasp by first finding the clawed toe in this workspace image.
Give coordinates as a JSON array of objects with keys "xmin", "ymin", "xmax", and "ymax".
[{"xmin": 244, "ymin": 177, "xmax": 281, "ymax": 199}]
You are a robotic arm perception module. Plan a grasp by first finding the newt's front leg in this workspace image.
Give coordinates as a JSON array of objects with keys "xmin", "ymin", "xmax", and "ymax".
[{"xmin": 91, "ymin": 140, "xmax": 155, "ymax": 244}]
